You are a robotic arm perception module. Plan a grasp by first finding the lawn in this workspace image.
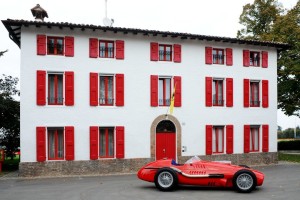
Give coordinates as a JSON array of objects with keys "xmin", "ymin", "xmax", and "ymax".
[
  {"xmin": 0, "ymin": 155, "xmax": 20, "ymax": 174},
  {"xmin": 278, "ymin": 152, "xmax": 300, "ymax": 163}
]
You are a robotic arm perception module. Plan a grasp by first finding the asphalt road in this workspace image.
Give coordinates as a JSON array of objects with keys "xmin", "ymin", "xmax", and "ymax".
[{"xmin": 0, "ymin": 163, "xmax": 299, "ymax": 200}]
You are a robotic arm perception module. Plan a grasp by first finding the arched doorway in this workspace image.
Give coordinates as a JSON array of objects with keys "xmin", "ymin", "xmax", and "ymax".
[{"xmin": 156, "ymin": 120, "xmax": 176, "ymax": 160}]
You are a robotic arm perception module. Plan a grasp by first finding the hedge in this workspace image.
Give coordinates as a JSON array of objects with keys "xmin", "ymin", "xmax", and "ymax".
[{"xmin": 278, "ymin": 140, "xmax": 300, "ymax": 151}]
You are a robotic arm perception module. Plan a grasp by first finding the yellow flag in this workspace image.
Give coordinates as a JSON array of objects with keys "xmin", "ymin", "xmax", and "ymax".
[{"xmin": 169, "ymin": 83, "xmax": 176, "ymax": 115}]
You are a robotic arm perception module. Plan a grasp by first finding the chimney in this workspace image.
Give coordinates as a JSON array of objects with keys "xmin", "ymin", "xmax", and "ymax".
[{"xmin": 31, "ymin": 4, "xmax": 48, "ymax": 21}]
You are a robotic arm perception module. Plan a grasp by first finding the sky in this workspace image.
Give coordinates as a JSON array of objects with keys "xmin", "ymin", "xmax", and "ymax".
[{"xmin": 0, "ymin": 0, "xmax": 299, "ymax": 129}]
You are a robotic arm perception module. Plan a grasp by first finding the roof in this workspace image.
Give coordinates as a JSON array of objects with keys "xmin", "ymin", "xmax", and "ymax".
[{"xmin": 2, "ymin": 18, "xmax": 290, "ymax": 49}]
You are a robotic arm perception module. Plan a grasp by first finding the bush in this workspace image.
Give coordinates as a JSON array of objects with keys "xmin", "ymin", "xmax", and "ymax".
[{"xmin": 278, "ymin": 140, "xmax": 300, "ymax": 150}]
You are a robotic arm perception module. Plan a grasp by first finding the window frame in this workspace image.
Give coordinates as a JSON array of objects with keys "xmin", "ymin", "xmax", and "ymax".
[
  {"xmin": 99, "ymin": 127, "xmax": 115, "ymax": 158},
  {"xmin": 212, "ymin": 79, "xmax": 224, "ymax": 106},
  {"xmin": 47, "ymin": 73, "xmax": 64, "ymax": 105},
  {"xmin": 250, "ymin": 81, "xmax": 260, "ymax": 107},
  {"xmin": 158, "ymin": 77, "xmax": 172, "ymax": 106},
  {"xmin": 212, "ymin": 126, "xmax": 224, "ymax": 154},
  {"xmin": 47, "ymin": 127, "xmax": 64, "ymax": 160},
  {"xmin": 250, "ymin": 51, "xmax": 260, "ymax": 67},
  {"xmin": 159, "ymin": 44, "xmax": 172, "ymax": 61},
  {"xmin": 250, "ymin": 126, "xmax": 260, "ymax": 152},
  {"xmin": 99, "ymin": 75, "xmax": 115, "ymax": 106},
  {"xmin": 99, "ymin": 40, "xmax": 115, "ymax": 58},
  {"xmin": 212, "ymin": 48, "xmax": 224, "ymax": 64},
  {"xmin": 47, "ymin": 36, "xmax": 64, "ymax": 56}
]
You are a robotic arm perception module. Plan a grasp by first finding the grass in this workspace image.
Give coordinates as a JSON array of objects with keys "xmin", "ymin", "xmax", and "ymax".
[
  {"xmin": 278, "ymin": 152, "xmax": 300, "ymax": 163},
  {"xmin": 0, "ymin": 155, "xmax": 20, "ymax": 174}
]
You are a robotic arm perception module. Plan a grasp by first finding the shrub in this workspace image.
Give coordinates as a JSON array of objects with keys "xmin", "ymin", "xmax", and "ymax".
[{"xmin": 278, "ymin": 140, "xmax": 300, "ymax": 150}]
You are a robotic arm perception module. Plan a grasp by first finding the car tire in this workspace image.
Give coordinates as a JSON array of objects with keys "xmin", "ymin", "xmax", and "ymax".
[
  {"xmin": 233, "ymin": 170, "xmax": 257, "ymax": 193},
  {"xmin": 154, "ymin": 168, "xmax": 178, "ymax": 191}
]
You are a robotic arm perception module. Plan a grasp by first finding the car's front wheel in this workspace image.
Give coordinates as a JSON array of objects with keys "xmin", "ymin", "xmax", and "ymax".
[
  {"xmin": 233, "ymin": 170, "xmax": 257, "ymax": 193},
  {"xmin": 154, "ymin": 168, "xmax": 178, "ymax": 191}
]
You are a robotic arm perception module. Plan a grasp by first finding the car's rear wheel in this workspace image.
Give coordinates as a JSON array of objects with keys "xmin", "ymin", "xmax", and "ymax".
[
  {"xmin": 233, "ymin": 170, "xmax": 257, "ymax": 193},
  {"xmin": 154, "ymin": 168, "xmax": 178, "ymax": 191}
]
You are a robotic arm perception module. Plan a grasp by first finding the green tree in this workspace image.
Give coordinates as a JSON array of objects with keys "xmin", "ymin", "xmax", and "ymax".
[
  {"xmin": 0, "ymin": 73, "xmax": 20, "ymax": 159},
  {"xmin": 237, "ymin": 0, "xmax": 283, "ymax": 40},
  {"xmin": 238, "ymin": 0, "xmax": 300, "ymax": 118}
]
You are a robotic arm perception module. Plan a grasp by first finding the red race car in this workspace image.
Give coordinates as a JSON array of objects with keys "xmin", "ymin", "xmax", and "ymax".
[{"xmin": 137, "ymin": 156, "xmax": 264, "ymax": 193}]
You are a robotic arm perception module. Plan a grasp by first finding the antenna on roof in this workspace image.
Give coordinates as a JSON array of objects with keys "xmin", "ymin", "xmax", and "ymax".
[{"xmin": 103, "ymin": 0, "xmax": 114, "ymax": 27}]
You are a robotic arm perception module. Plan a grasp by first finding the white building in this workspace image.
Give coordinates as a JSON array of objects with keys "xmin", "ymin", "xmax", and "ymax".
[{"xmin": 2, "ymin": 15, "xmax": 288, "ymax": 176}]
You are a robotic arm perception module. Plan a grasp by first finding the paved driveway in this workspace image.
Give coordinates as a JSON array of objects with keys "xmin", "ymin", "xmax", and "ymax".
[{"xmin": 0, "ymin": 163, "xmax": 299, "ymax": 200}]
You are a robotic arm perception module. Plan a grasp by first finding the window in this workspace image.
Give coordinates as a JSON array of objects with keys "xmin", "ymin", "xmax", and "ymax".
[
  {"xmin": 47, "ymin": 37, "xmax": 64, "ymax": 55},
  {"xmin": 250, "ymin": 126, "xmax": 260, "ymax": 152},
  {"xmin": 36, "ymin": 71, "xmax": 74, "ymax": 106},
  {"xmin": 243, "ymin": 50, "xmax": 268, "ymax": 67},
  {"xmin": 212, "ymin": 79, "xmax": 224, "ymax": 106},
  {"xmin": 150, "ymin": 43, "xmax": 181, "ymax": 62},
  {"xmin": 37, "ymin": 35, "xmax": 74, "ymax": 56},
  {"xmin": 100, "ymin": 76, "xmax": 114, "ymax": 105},
  {"xmin": 205, "ymin": 47, "xmax": 232, "ymax": 66},
  {"xmin": 213, "ymin": 49, "xmax": 224, "ymax": 64},
  {"xmin": 151, "ymin": 75, "xmax": 181, "ymax": 107},
  {"xmin": 206, "ymin": 77, "xmax": 233, "ymax": 107},
  {"xmin": 90, "ymin": 126, "xmax": 125, "ymax": 159},
  {"xmin": 159, "ymin": 44, "xmax": 172, "ymax": 61},
  {"xmin": 206, "ymin": 125, "xmax": 234, "ymax": 155},
  {"xmin": 89, "ymin": 39, "xmax": 124, "ymax": 59},
  {"xmin": 89, "ymin": 73, "xmax": 124, "ymax": 106},
  {"xmin": 99, "ymin": 127, "xmax": 114, "ymax": 158},
  {"xmin": 212, "ymin": 126, "xmax": 224, "ymax": 153},
  {"xmin": 48, "ymin": 74, "xmax": 64, "ymax": 105},
  {"xmin": 159, "ymin": 78, "xmax": 171, "ymax": 106},
  {"xmin": 250, "ymin": 51, "xmax": 260, "ymax": 66},
  {"xmin": 244, "ymin": 79, "xmax": 268, "ymax": 108},
  {"xmin": 99, "ymin": 40, "xmax": 114, "ymax": 58},
  {"xmin": 250, "ymin": 81, "xmax": 260, "ymax": 107},
  {"xmin": 48, "ymin": 127, "xmax": 64, "ymax": 160},
  {"xmin": 36, "ymin": 126, "xmax": 74, "ymax": 162}
]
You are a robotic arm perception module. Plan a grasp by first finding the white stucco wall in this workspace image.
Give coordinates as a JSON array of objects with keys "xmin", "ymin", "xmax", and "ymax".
[{"xmin": 20, "ymin": 26, "xmax": 277, "ymax": 162}]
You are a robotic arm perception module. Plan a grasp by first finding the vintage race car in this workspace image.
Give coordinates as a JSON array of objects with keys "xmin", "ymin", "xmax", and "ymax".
[{"xmin": 137, "ymin": 156, "xmax": 264, "ymax": 193}]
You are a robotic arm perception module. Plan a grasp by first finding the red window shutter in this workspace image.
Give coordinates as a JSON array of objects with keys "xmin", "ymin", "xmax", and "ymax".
[
  {"xmin": 243, "ymin": 50, "xmax": 250, "ymax": 67},
  {"xmin": 205, "ymin": 47, "xmax": 212, "ymax": 64},
  {"xmin": 65, "ymin": 71, "xmax": 74, "ymax": 106},
  {"xmin": 65, "ymin": 126, "xmax": 74, "ymax": 161},
  {"xmin": 226, "ymin": 125, "xmax": 234, "ymax": 154},
  {"xmin": 115, "ymin": 74, "xmax": 124, "ymax": 106},
  {"xmin": 65, "ymin": 36, "xmax": 74, "ymax": 57},
  {"xmin": 150, "ymin": 42, "xmax": 158, "ymax": 61},
  {"xmin": 173, "ymin": 76, "xmax": 181, "ymax": 107},
  {"xmin": 244, "ymin": 125, "xmax": 250, "ymax": 153},
  {"xmin": 37, "ymin": 35, "xmax": 46, "ymax": 55},
  {"xmin": 89, "ymin": 38, "xmax": 98, "ymax": 58},
  {"xmin": 262, "ymin": 80, "xmax": 269, "ymax": 108},
  {"xmin": 206, "ymin": 125, "xmax": 213, "ymax": 155},
  {"xmin": 36, "ymin": 70, "xmax": 46, "ymax": 106},
  {"xmin": 226, "ymin": 78, "xmax": 233, "ymax": 107},
  {"xmin": 262, "ymin": 124, "xmax": 269, "ymax": 152},
  {"xmin": 205, "ymin": 77, "xmax": 212, "ymax": 107},
  {"xmin": 90, "ymin": 126, "xmax": 99, "ymax": 160},
  {"xmin": 116, "ymin": 40, "xmax": 125, "ymax": 59},
  {"xmin": 116, "ymin": 126, "xmax": 125, "ymax": 159},
  {"xmin": 226, "ymin": 48, "xmax": 233, "ymax": 66},
  {"xmin": 262, "ymin": 51, "xmax": 268, "ymax": 68},
  {"xmin": 173, "ymin": 44, "xmax": 181, "ymax": 63},
  {"xmin": 90, "ymin": 73, "xmax": 99, "ymax": 106},
  {"xmin": 243, "ymin": 79, "xmax": 250, "ymax": 107},
  {"xmin": 150, "ymin": 75, "xmax": 158, "ymax": 106},
  {"xmin": 36, "ymin": 127, "xmax": 46, "ymax": 162}
]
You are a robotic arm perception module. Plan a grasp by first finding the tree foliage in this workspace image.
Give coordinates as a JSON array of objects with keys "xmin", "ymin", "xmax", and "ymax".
[
  {"xmin": 238, "ymin": 0, "xmax": 300, "ymax": 117},
  {"xmin": 0, "ymin": 74, "xmax": 20, "ymax": 160}
]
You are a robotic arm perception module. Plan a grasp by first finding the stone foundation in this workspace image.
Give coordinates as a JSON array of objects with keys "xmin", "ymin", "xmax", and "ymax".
[{"xmin": 19, "ymin": 152, "xmax": 277, "ymax": 177}]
